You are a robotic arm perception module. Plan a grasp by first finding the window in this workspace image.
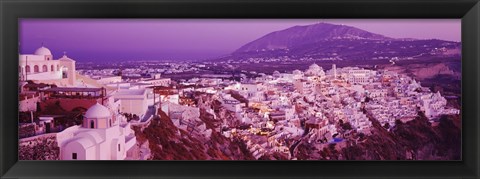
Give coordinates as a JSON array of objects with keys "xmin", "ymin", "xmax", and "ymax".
[
  {"xmin": 42, "ymin": 65, "xmax": 48, "ymax": 72},
  {"xmin": 118, "ymin": 144, "xmax": 121, "ymax": 151},
  {"xmin": 26, "ymin": 65, "xmax": 30, "ymax": 73},
  {"xmin": 34, "ymin": 65, "xmax": 39, "ymax": 73},
  {"xmin": 90, "ymin": 120, "xmax": 95, "ymax": 128},
  {"xmin": 72, "ymin": 153, "xmax": 77, "ymax": 159},
  {"xmin": 51, "ymin": 65, "xmax": 54, "ymax": 71}
]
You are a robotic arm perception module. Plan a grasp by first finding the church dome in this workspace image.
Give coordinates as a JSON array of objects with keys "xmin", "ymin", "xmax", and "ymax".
[
  {"xmin": 309, "ymin": 63, "xmax": 321, "ymax": 70},
  {"xmin": 292, "ymin": 69, "xmax": 302, "ymax": 74},
  {"xmin": 34, "ymin": 46, "xmax": 52, "ymax": 56},
  {"xmin": 84, "ymin": 103, "xmax": 111, "ymax": 119}
]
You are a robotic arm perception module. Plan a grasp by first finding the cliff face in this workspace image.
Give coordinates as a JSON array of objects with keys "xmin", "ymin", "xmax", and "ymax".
[
  {"xmin": 295, "ymin": 113, "xmax": 461, "ymax": 160},
  {"xmin": 133, "ymin": 104, "xmax": 254, "ymax": 160},
  {"xmin": 381, "ymin": 61, "xmax": 461, "ymax": 108},
  {"xmin": 383, "ymin": 62, "xmax": 460, "ymax": 81}
]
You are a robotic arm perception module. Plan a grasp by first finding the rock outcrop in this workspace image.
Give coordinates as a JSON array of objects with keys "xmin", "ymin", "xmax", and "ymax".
[
  {"xmin": 132, "ymin": 102, "xmax": 255, "ymax": 160},
  {"xmin": 295, "ymin": 112, "xmax": 461, "ymax": 160}
]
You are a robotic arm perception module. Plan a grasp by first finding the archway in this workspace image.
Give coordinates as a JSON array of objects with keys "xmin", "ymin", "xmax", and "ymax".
[
  {"xmin": 51, "ymin": 65, "xmax": 54, "ymax": 72},
  {"xmin": 42, "ymin": 65, "xmax": 48, "ymax": 72},
  {"xmin": 34, "ymin": 65, "xmax": 39, "ymax": 73},
  {"xmin": 26, "ymin": 65, "xmax": 30, "ymax": 73},
  {"xmin": 90, "ymin": 120, "xmax": 95, "ymax": 128},
  {"xmin": 62, "ymin": 66, "xmax": 69, "ymax": 78}
]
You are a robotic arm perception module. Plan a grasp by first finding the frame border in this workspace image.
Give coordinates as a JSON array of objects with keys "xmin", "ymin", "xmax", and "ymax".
[{"xmin": 1, "ymin": 0, "xmax": 479, "ymax": 178}]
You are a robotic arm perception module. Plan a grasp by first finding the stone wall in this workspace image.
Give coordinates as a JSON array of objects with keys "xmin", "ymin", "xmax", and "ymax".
[
  {"xmin": 19, "ymin": 123, "xmax": 36, "ymax": 138},
  {"xmin": 19, "ymin": 134, "xmax": 60, "ymax": 160}
]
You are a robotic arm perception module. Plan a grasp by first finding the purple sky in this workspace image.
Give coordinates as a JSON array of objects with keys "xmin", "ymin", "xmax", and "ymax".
[{"xmin": 19, "ymin": 19, "xmax": 461, "ymax": 62}]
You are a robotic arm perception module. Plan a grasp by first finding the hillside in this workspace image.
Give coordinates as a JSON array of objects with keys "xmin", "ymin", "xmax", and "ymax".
[
  {"xmin": 132, "ymin": 106, "xmax": 254, "ymax": 160},
  {"xmin": 235, "ymin": 22, "xmax": 391, "ymax": 53},
  {"xmin": 229, "ymin": 23, "xmax": 461, "ymax": 60},
  {"xmin": 295, "ymin": 112, "xmax": 461, "ymax": 160}
]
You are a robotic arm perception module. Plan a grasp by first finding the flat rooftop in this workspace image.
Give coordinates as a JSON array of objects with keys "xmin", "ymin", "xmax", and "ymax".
[
  {"xmin": 42, "ymin": 87, "xmax": 103, "ymax": 93},
  {"xmin": 24, "ymin": 83, "xmax": 51, "ymax": 88},
  {"xmin": 115, "ymin": 89, "xmax": 146, "ymax": 96}
]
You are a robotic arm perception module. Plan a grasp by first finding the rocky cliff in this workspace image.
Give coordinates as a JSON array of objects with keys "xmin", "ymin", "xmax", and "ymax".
[
  {"xmin": 132, "ymin": 95, "xmax": 255, "ymax": 160},
  {"xmin": 295, "ymin": 112, "xmax": 461, "ymax": 160}
]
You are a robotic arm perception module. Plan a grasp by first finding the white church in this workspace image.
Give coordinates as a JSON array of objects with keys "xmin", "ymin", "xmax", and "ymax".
[
  {"xmin": 305, "ymin": 63, "xmax": 326, "ymax": 77},
  {"xmin": 57, "ymin": 103, "xmax": 137, "ymax": 160},
  {"xmin": 19, "ymin": 46, "xmax": 76, "ymax": 86}
]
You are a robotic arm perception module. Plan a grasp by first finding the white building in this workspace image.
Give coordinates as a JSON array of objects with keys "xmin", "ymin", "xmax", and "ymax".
[
  {"xmin": 19, "ymin": 94, "xmax": 40, "ymax": 112},
  {"xmin": 222, "ymin": 94, "xmax": 243, "ymax": 113},
  {"xmin": 19, "ymin": 46, "xmax": 76, "ymax": 86},
  {"xmin": 94, "ymin": 76, "xmax": 122, "ymax": 85},
  {"xmin": 293, "ymin": 79, "xmax": 314, "ymax": 94},
  {"xmin": 140, "ymin": 78, "xmax": 171, "ymax": 87},
  {"xmin": 347, "ymin": 69, "xmax": 374, "ymax": 85},
  {"xmin": 305, "ymin": 63, "xmax": 325, "ymax": 77},
  {"xmin": 368, "ymin": 89, "xmax": 388, "ymax": 98},
  {"xmin": 58, "ymin": 103, "xmax": 136, "ymax": 160},
  {"xmin": 114, "ymin": 89, "xmax": 149, "ymax": 118},
  {"xmin": 332, "ymin": 64, "xmax": 337, "ymax": 79},
  {"xmin": 229, "ymin": 83, "xmax": 264, "ymax": 101},
  {"xmin": 292, "ymin": 69, "xmax": 304, "ymax": 79},
  {"xmin": 420, "ymin": 91, "xmax": 454, "ymax": 119}
]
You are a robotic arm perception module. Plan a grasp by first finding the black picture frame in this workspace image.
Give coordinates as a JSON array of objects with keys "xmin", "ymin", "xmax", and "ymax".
[{"xmin": 1, "ymin": 0, "xmax": 479, "ymax": 178}]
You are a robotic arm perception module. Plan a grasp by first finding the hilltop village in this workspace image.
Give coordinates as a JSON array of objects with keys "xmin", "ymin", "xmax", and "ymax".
[{"xmin": 19, "ymin": 46, "xmax": 459, "ymax": 160}]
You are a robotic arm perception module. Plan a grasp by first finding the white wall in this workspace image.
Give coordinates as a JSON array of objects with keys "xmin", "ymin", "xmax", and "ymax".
[
  {"xmin": 19, "ymin": 96, "xmax": 39, "ymax": 112},
  {"xmin": 25, "ymin": 71, "xmax": 63, "ymax": 81},
  {"xmin": 97, "ymin": 76, "xmax": 122, "ymax": 84},
  {"xmin": 62, "ymin": 140, "xmax": 94, "ymax": 160},
  {"xmin": 120, "ymin": 99, "xmax": 147, "ymax": 117}
]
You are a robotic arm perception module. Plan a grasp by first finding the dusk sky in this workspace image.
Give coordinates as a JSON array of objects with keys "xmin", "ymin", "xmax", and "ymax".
[{"xmin": 19, "ymin": 19, "xmax": 461, "ymax": 62}]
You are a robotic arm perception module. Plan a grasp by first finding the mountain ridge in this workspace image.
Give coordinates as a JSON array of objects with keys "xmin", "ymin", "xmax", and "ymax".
[
  {"xmin": 234, "ymin": 22, "xmax": 394, "ymax": 54},
  {"xmin": 227, "ymin": 22, "xmax": 461, "ymax": 60}
]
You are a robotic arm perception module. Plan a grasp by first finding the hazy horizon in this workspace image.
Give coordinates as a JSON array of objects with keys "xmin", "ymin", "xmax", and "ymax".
[{"xmin": 19, "ymin": 19, "xmax": 461, "ymax": 62}]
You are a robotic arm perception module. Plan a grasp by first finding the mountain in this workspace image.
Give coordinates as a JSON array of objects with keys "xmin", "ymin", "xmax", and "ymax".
[
  {"xmin": 235, "ymin": 22, "xmax": 392, "ymax": 53},
  {"xmin": 229, "ymin": 23, "xmax": 461, "ymax": 60}
]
